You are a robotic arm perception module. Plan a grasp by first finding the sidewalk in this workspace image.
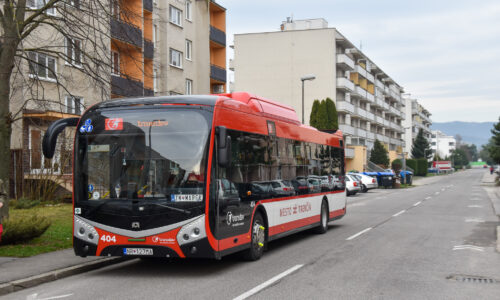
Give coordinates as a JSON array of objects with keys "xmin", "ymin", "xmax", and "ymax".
[
  {"xmin": 0, "ymin": 248, "xmax": 124, "ymax": 295},
  {"xmin": 481, "ymin": 171, "xmax": 500, "ymax": 253},
  {"xmin": 412, "ymin": 172, "xmax": 453, "ymax": 186}
]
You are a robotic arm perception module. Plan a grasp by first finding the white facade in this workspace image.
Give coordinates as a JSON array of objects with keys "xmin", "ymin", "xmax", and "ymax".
[
  {"xmin": 233, "ymin": 18, "xmax": 406, "ymax": 155},
  {"xmin": 403, "ymin": 98, "xmax": 432, "ymax": 155},
  {"xmin": 431, "ymin": 130, "xmax": 456, "ymax": 158}
]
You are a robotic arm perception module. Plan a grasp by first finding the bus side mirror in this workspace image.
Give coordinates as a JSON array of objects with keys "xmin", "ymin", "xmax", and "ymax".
[
  {"xmin": 216, "ymin": 126, "xmax": 231, "ymax": 168},
  {"xmin": 42, "ymin": 118, "xmax": 79, "ymax": 158}
]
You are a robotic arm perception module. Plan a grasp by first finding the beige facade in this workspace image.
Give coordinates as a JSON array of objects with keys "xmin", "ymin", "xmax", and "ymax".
[{"xmin": 233, "ymin": 18, "xmax": 406, "ymax": 172}]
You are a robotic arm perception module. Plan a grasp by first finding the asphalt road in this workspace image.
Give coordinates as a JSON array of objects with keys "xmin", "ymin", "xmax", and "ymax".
[{"xmin": 3, "ymin": 169, "xmax": 500, "ymax": 300}]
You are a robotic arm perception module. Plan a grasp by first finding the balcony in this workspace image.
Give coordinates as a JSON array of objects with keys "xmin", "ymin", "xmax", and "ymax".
[
  {"xmin": 355, "ymin": 64, "xmax": 367, "ymax": 77},
  {"xmin": 366, "ymin": 111, "xmax": 374, "ymax": 121},
  {"xmin": 211, "ymin": 64, "xmax": 227, "ymax": 83},
  {"xmin": 389, "ymin": 105, "xmax": 400, "ymax": 116},
  {"xmin": 355, "ymin": 128, "xmax": 367, "ymax": 138},
  {"xmin": 366, "ymin": 131, "xmax": 375, "ymax": 140},
  {"xmin": 345, "ymin": 147, "xmax": 355, "ymax": 159},
  {"xmin": 337, "ymin": 101, "xmax": 355, "ymax": 114},
  {"xmin": 366, "ymin": 92, "xmax": 374, "ymax": 102},
  {"xmin": 339, "ymin": 124, "xmax": 355, "ymax": 135},
  {"xmin": 336, "ymin": 54, "xmax": 354, "ymax": 70},
  {"xmin": 375, "ymin": 115, "xmax": 384, "ymax": 125},
  {"xmin": 143, "ymin": 0, "xmax": 153, "ymax": 12},
  {"xmin": 210, "ymin": 26, "xmax": 226, "ymax": 46},
  {"xmin": 144, "ymin": 39, "xmax": 154, "ymax": 59},
  {"xmin": 355, "ymin": 86, "xmax": 366, "ymax": 99},
  {"xmin": 355, "ymin": 107, "xmax": 368, "ymax": 119},
  {"xmin": 376, "ymin": 79, "xmax": 385, "ymax": 90},
  {"xmin": 111, "ymin": 75, "xmax": 145, "ymax": 97},
  {"xmin": 111, "ymin": 18, "xmax": 142, "ymax": 48},
  {"xmin": 336, "ymin": 77, "xmax": 354, "ymax": 91},
  {"xmin": 366, "ymin": 72, "xmax": 374, "ymax": 82}
]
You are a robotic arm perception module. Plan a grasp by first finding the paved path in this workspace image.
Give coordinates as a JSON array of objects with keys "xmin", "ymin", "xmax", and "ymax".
[{"xmin": 2, "ymin": 169, "xmax": 499, "ymax": 299}]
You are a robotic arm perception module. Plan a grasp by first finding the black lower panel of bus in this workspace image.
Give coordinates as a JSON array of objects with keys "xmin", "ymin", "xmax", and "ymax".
[
  {"xmin": 74, "ymin": 237, "xmax": 98, "ymax": 257},
  {"xmin": 180, "ymin": 238, "xmax": 216, "ymax": 259}
]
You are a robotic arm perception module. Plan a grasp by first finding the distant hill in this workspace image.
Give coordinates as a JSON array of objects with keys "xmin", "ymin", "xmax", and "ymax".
[{"xmin": 431, "ymin": 122, "xmax": 494, "ymax": 148}]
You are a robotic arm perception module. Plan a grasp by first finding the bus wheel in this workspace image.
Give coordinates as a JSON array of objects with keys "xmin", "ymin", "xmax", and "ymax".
[
  {"xmin": 314, "ymin": 200, "xmax": 329, "ymax": 234},
  {"xmin": 244, "ymin": 213, "xmax": 266, "ymax": 261}
]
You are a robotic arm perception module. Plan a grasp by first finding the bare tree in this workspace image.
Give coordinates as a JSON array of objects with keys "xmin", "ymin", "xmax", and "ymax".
[{"xmin": 0, "ymin": 0, "xmax": 150, "ymax": 196}]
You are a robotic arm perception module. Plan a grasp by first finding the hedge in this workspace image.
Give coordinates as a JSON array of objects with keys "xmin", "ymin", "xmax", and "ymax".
[
  {"xmin": 406, "ymin": 159, "xmax": 417, "ymax": 173},
  {"xmin": 416, "ymin": 158, "xmax": 428, "ymax": 176},
  {"xmin": 0, "ymin": 215, "xmax": 52, "ymax": 245}
]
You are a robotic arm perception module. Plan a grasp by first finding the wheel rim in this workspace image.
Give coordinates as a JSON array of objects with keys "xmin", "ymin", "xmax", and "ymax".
[{"xmin": 252, "ymin": 220, "xmax": 265, "ymax": 250}]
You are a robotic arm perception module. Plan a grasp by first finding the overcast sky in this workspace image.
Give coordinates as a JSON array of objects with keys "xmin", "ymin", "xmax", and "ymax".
[{"xmin": 217, "ymin": 0, "xmax": 500, "ymax": 123}]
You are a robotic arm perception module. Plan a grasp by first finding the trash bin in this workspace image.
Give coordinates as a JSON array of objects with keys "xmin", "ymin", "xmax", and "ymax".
[
  {"xmin": 399, "ymin": 170, "xmax": 413, "ymax": 185},
  {"xmin": 377, "ymin": 172, "xmax": 394, "ymax": 189}
]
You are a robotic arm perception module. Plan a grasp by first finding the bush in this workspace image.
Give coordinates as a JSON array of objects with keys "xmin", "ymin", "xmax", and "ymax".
[
  {"xmin": 391, "ymin": 159, "xmax": 402, "ymax": 174},
  {"xmin": 9, "ymin": 198, "xmax": 41, "ymax": 210},
  {"xmin": 416, "ymin": 158, "xmax": 428, "ymax": 176},
  {"xmin": 407, "ymin": 159, "xmax": 417, "ymax": 173},
  {"xmin": 0, "ymin": 215, "xmax": 52, "ymax": 245}
]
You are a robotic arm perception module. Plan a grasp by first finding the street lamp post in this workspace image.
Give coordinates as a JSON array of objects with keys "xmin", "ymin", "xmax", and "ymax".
[{"xmin": 301, "ymin": 74, "xmax": 316, "ymax": 124}]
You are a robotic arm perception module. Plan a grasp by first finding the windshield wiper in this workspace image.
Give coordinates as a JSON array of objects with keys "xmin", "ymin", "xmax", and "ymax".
[{"xmin": 145, "ymin": 201, "xmax": 191, "ymax": 215}]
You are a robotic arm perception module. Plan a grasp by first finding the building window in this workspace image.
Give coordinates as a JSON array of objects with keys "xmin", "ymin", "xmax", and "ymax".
[
  {"xmin": 186, "ymin": 79, "xmax": 193, "ymax": 95},
  {"xmin": 66, "ymin": 37, "xmax": 82, "ymax": 66},
  {"xmin": 185, "ymin": 0, "xmax": 192, "ymax": 21},
  {"xmin": 66, "ymin": 96, "xmax": 84, "ymax": 115},
  {"xmin": 27, "ymin": 0, "xmax": 56, "ymax": 16},
  {"xmin": 169, "ymin": 48, "xmax": 182, "ymax": 68},
  {"xmin": 153, "ymin": 69, "xmax": 158, "ymax": 92},
  {"xmin": 110, "ymin": 0, "xmax": 120, "ymax": 18},
  {"xmin": 28, "ymin": 52, "xmax": 57, "ymax": 81},
  {"xmin": 111, "ymin": 51, "xmax": 120, "ymax": 75},
  {"xmin": 169, "ymin": 5, "xmax": 182, "ymax": 27},
  {"xmin": 185, "ymin": 39, "xmax": 192, "ymax": 60},
  {"xmin": 153, "ymin": 24, "xmax": 158, "ymax": 47}
]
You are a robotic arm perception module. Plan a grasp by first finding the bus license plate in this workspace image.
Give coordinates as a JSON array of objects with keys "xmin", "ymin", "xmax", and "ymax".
[{"xmin": 123, "ymin": 248, "xmax": 153, "ymax": 256}]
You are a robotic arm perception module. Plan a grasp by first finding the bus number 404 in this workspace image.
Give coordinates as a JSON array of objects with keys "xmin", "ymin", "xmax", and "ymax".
[{"xmin": 101, "ymin": 235, "xmax": 117, "ymax": 243}]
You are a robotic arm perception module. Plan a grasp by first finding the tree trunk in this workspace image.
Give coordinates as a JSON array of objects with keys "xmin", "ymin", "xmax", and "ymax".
[{"xmin": 0, "ymin": 14, "xmax": 21, "ymax": 198}]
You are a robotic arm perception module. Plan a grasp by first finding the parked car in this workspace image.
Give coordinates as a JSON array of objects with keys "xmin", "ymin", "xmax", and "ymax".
[
  {"xmin": 345, "ymin": 174, "xmax": 361, "ymax": 196},
  {"xmin": 307, "ymin": 178, "xmax": 321, "ymax": 193},
  {"xmin": 291, "ymin": 178, "xmax": 310, "ymax": 195},
  {"xmin": 268, "ymin": 180, "xmax": 295, "ymax": 197},
  {"xmin": 319, "ymin": 175, "xmax": 335, "ymax": 191},
  {"xmin": 348, "ymin": 173, "xmax": 378, "ymax": 192}
]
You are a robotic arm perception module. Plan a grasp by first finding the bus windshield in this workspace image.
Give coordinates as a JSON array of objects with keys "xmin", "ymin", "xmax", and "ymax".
[{"xmin": 75, "ymin": 106, "xmax": 212, "ymax": 230}]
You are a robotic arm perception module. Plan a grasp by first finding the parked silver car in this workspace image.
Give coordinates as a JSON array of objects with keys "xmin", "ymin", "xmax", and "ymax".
[
  {"xmin": 345, "ymin": 174, "xmax": 361, "ymax": 196},
  {"xmin": 348, "ymin": 173, "xmax": 378, "ymax": 193}
]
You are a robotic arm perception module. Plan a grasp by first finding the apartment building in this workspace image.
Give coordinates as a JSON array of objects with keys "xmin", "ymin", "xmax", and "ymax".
[
  {"xmin": 152, "ymin": 0, "xmax": 227, "ymax": 95},
  {"xmin": 232, "ymin": 18, "xmax": 406, "ymax": 172},
  {"xmin": 8, "ymin": 0, "xmax": 226, "ymax": 197},
  {"xmin": 431, "ymin": 130, "xmax": 456, "ymax": 158},
  {"xmin": 403, "ymin": 98, "xmax": 432, "ymax": 155}
]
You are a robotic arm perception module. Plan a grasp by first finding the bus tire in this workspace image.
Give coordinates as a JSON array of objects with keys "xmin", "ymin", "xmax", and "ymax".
[
  {"xmin": 314, "ymin": 200, "xmax": 329, "ymax": 234},
  {"xmin": 243, "ymin": 213, "xmax": 266, "ymax": 261}
]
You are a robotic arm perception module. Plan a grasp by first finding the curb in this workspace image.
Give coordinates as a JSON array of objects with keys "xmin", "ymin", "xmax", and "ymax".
[{"xmin": 0, "ymin": 257, "xmax": 127, "ymax": 296}]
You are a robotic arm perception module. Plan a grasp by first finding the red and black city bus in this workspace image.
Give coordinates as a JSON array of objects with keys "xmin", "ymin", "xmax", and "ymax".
[{"xmin": 42, "ymin": 92, "xmax": 346, "ymax": 260}]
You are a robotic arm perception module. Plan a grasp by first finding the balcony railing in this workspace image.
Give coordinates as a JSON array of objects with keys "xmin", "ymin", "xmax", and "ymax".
[
  {"xmin": 366, "ymin": 92, "xmax": 374, "ymax": 102},
  {"xmin": 337, "ymin": 101, "xmax": 355, "ymax": 114},
  {"xmin": 336, "ymin": 54, "xmax": 354, "ymax": 70},
  {"xmin": 111, "ymin": 75, "xmax": 145, "ymax": 97},
  {"xmin": 143, "ymin": 0, "xmax": 153, "ymax": 12},
  {"xmin": 144, "ymin": 39, "xmax": 154, "ymax": 59},
  {"xmin": 111, "ymin": 18, "xmax": 143, "ymax": 48},
  {"xmin": 336, "ymin": 77, "xmax": 354, "ymax": 91},
  {"xmin": 339, "ymin": 124, "xmax": 355, "ymax": 135},
  {"xmin": 366, "ymin": 72, "xmax": 374, "ymax": 82},
  {"xmin": 355, "ymin": 64, "xmax": 367, "ymax": 77},
  {"xmin": 211, "ymin": 64, "xmax": 227, "ymax": 83},
  {"xmin": 210, "ymin": 26, "xmax": 226, "ymax": 46}
]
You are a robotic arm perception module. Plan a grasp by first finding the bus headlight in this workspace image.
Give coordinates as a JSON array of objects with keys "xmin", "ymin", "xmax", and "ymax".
[
  {"xmin": 74, "ymin": 216, "xmax": 99, "ymax": 245},
  {"xmin": 177, "ymin": 215, "xmax": 206, "ymax": 246}
]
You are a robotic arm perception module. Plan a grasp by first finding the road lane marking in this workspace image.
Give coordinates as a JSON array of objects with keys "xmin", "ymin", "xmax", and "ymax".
[
  {"xmin": 441, "ymin": 188, "xmax": 446, "ymax": 191},
  {"xmin": 425, "ymin": 196, "xmax": 432, "ymax": 200},
  {"xmin": 468, "ymin": 205, "xmax": 483, "ymax": 208},
  {"xmin": 346, "ymin": 227, "xmax": 372, "ymax": 240},
  {"xmin": 413, "ymin": 201, "xmax": 422, "ymax": 207},
  {"xmin": 349, "ymin": 203, "xmax": 366, "ymax": 207},
  {"xmin": 233, "ymin": 265, "xmax": 304, "ymax": 300},
  {"xmin": 452, "ymin": 245, "xmax": 484, "ymax": 252},
  {"xmin": 465, "ymin": 218, "xmax": 485, "ymax": 223},
  {"xmin": 27, "ymin": 294, "xmax": 74, "ymax": 300},
  {"xmin": 435, "ymin": 192, "xmax": 440, "ymax": 195},
  {"xmin": 392, "ymin": 210, "xmax": 406, "ymax": 217}
]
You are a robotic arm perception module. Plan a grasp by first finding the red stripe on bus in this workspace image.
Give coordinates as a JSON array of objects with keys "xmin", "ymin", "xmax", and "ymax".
[
  {"xmin": 329, "ymin": 208, "xmax": 346, "ymax": 219},
  {"xmin": 269, "ymin": 215, "xmax": 321, "ymax": 236}
]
